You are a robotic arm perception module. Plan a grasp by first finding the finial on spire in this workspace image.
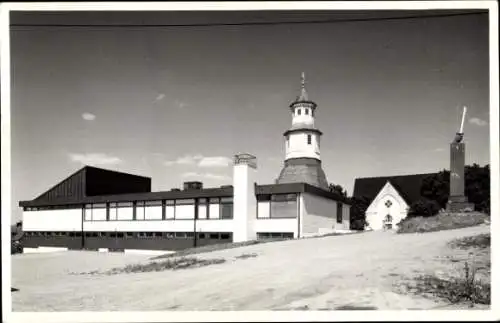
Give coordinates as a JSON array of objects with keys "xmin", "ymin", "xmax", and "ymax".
[{"xmin": 297, "ymin": 72, "xmax": 308, "ymax": 101}]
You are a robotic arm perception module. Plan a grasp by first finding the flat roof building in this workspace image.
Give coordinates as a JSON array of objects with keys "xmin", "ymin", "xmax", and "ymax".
[{"xmin": 18, "ymin": 75, "xmax": 351, "ymax": 253}]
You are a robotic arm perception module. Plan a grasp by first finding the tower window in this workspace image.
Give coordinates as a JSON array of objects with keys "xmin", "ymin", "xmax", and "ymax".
[
  {"xmin": 297, "ymin": 109, "xmax": 301, "ymax": 115},
  {"xmin": 286, "ymin": 136, "xmax": 290, "ymax": 147},
  {"xmin": 307, "ymin": 134, "xmax": 312, "ymax": 145},
  {"xmin": 305, "ymin": 109, "xmax": 309, "ymax": 115}
]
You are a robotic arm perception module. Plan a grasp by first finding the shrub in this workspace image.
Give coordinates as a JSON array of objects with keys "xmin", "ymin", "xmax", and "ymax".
[
  {"xmin": 408, "ymin": 199, "xmax": 441, "ymax": 218},
  {"xmin": 397, "ymin": 212, "xmax": 489, "ymax": 234},
  {"xmin": 408, "ymin": 262, "xmax": 490, "ymax": 306}
]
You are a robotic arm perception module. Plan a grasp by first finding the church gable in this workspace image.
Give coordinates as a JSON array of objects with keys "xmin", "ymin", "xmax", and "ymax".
[{"xmin": 366, "ymin": 181, "xmax": 408, "ymax": 213}]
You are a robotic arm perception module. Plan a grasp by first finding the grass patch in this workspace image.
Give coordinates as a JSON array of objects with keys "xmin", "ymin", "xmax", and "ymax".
[
  {"xmin": 235, "ymin": 253, "xmax": 258, "ymax": 259},
  {"xmin": 105, "ymin": 257, "xmax": 226, "ymax": 275},
  {"xmin": 405, "ymin": 262, "xmax": 490, "ymax": 307},
  {"xmin": 150, "ymin": 238, "xmax": 289, "ymax": 260},
  {"xmin": 448, "ymin": 233, "xmax": 490, "ymax": 250},
  {"xmin": 397, "ymin": 212, "xmax": 489, "ymax": 234}
]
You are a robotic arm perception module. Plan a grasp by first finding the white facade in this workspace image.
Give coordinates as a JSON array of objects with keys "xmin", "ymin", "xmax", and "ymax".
[
  {"xmin": 23, "ymin": 209, "xmax": 82, "ymax": 232},
  {"xmin": 21, "ymin": 153, "xmax": 351, "ymax": 247},
  {"xmin": 286, "ymin": 131, "xmax": 321, "ymax": 160},
  {"xmin": 232, "ymin": 155, "xmax": 258, "ymax": 242},
  {"xmin": 365, "ymin": 181, "xmax": 409, "ymax": 231},
  {"xmin": 300, "ymin": 192, "xmax": 350, "ymax": 236}
]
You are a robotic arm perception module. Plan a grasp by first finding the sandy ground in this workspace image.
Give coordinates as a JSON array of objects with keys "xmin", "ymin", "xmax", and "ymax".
[{"xmin": 11, "ymin": 224, "xmax": 490, "ymax": 311}]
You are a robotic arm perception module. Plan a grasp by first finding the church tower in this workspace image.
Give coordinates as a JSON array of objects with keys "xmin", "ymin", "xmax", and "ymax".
[{"xmin": 276, "ymin": 73, "xmax": 329, "ymax": 190}]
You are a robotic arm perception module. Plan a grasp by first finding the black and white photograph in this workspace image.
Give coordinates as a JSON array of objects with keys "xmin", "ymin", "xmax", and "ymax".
[{"xmin": 1, "ymin": 1, "xmax": 498, "ymax": 321}]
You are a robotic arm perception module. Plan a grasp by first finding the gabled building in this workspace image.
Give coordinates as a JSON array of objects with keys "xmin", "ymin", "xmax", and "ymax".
[{"xmin": 352, "ymin": 173, "xmax": 435, "ymax": 230}]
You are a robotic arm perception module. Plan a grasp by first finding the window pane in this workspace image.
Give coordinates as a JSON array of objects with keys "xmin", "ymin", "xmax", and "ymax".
[
  {"xmin": 257, "ymin": 194, "xmax": 271, "ymax": 202},
  {"xmin": 220, "ymin": 197, "xmax": 233, "ymax": 204},
  {"xmin": 209, "ymin": 198, "xmax": 220, "ymax": 204},
  {"xmin": 118, "ymin": 202, "xmax": 133, "ymax": 208},
  {"xmin": 93, "ymin": 203, "xmax": 106, "ymax": 209},
  {"xmin": 145, "ymin": 200, "xmax": 162, "ymax": 207},
  {"xmin": 176, "ymin": 199, "xmax": 195, "ymax": 205},
  {"xmin": 271, "ymin": 199, "xmax": 297, "ymax": 218},
  {"xmin": 220, "ymin": 203, "xmax": 233, "ymax": 219},
  {"xmin": 271, "ymin": 194, "xmax": 297, "ymax": 202}
]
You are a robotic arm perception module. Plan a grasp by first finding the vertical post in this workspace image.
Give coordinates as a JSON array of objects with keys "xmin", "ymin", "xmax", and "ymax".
[
  {"xmin": 233, "ymin": 154, "xmax": 258, "ymax": 243},
  {"xmin": 193, "ymin": 198, "xmax": 198, "ymax": 248}
]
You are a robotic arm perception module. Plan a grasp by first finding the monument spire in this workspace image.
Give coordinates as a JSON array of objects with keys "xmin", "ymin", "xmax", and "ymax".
[{"xmin": 447, "ymin": 105, "xmax": 474, "ymax": 212}]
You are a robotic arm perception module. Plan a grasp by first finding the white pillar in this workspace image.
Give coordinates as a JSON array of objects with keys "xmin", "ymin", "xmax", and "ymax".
[{"xmin": 232, "ymin": 153, "xmax": 257, "ymax": 242}]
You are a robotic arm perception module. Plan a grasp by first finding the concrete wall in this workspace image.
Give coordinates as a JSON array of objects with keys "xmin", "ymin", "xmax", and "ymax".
[
  {"xmin": 23, "ymin": 209, "xmax": 82, "ymax": 231},
  {"xmin": 82, "ymin": 219, "xmax": 233, "ymax": 233},
  {"xmin": 301, "ymin": 192, "xmax": 350, "ymax": 235},
  {"xmin": 253, "ymin": 218, "xmax": 298, "ymax": 237},
  {"xmin": 232, "ymin": 156, "xmax": 257, "ymax": 242},
  {"xmin": 365, "ymin": 181, "xmax": 408, "ymax": 231}
]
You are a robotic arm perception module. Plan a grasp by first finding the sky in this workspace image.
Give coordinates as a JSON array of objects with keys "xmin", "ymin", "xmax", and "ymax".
[{"xmin": 9, "ymin": 10, "xmax": 490, "ymax": 222}]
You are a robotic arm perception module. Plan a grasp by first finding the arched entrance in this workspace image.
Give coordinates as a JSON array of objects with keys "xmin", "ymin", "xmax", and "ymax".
[{"xmin": 383, "ymin": 214, "xmax": 393, "ymax": 230}]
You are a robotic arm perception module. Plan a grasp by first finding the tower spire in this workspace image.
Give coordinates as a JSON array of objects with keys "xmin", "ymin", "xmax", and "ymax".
[{"xmin": 298, "ymin": 71, "xmax": 308, "ymax": 101}]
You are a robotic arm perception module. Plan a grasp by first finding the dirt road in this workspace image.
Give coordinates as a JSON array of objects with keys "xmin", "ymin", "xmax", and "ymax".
[{"xmin": 11, "ymin": 224, "xmax": 490, "ymax": 311}]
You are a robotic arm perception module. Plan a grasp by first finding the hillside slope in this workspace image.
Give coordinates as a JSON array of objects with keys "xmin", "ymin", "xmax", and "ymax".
[{"xmin": 12, "ymin": 224, "xmax": 490, "ymax": 311}]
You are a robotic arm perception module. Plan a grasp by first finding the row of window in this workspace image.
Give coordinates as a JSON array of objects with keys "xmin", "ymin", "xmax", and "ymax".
[
  {"xmin": 24, "ymin": 197, "xmax": 233, "ymax": 212},
  {"xmin": 83, "ymin": 198, "xmax": 233, "ymax": 221},
  {"xmin": 294, "ymin": 107, "xmax": 313, "ymax": 117},
  {"xmin": 24, "ymin": 231, "xmax": 233, "ymax": 240},
  {"xmin": 257, "ymin": 232, "xmax": 294, "ymax": 240}
]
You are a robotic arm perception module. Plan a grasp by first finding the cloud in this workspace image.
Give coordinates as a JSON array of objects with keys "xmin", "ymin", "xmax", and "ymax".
[
  {"xmin": 469, "ymin": 117, "xmax": 488, "ymax": 127},
  {"xmin": 82, "ymin": 113, "xmax": 96, "ymax": 121},
  {"xmin": 164, "ymin": 155, "xmax": 231, "ymax": 168},
  {"xmin": 174, "ymin": 99, "xmax": 188, "ymax": 109},
  {"xmin": 69, "ymin": 153, "xmax": 122, "ymax": 166},
  {"xmin": 154, "ymin": 93, "xmax": 166, "ymax": 102},
  {"xmin": 181, "ymin": 172, "xmax": 231, "ymax": 181},
  {"xmin": 164, "ymin": 154, "xmax": 203, "ymax": 166},
  {"xmin": 198, "ymin": 156, "xmax": 232, "ymax": 168}
]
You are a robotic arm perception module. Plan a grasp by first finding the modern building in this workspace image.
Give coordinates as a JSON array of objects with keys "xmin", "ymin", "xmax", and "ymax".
[
  {"xmin": 18, "ymin": 75, "xmax": 351, "ymax": 252},
  {"xmin": 352, "ymin": 173, "xmax": 435, "ymax": 231}
]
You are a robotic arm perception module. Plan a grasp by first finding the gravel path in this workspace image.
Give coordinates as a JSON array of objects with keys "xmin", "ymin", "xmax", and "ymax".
[{"xmin": 11, "ymin": 224, "xmax": 490, "ymax": 311}]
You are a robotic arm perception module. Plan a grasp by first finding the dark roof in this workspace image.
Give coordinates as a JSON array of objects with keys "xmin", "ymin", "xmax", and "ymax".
[
  {"xmin": 20, "ymin": 186, "xmax": 233, "ymax": 207},
  {"xmin": 352, "ymin": 173, "xmax": 436, "ymax": 205},
  {"xmin": 20, "ymin": 181, "xmax": 350, "ymax": 208},
  {"xmin": 283, "ymin": 128, "xmax": 323, "ymax": 137},
  {"xmin": 20, "ymin": 166, "xmax": 151, "ymax": 206},
  {"xmin": 257, "ymin": 183, "xmax": 351, "ymax": 204}
]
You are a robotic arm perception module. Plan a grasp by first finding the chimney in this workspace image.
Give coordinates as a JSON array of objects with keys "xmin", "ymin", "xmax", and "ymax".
[
  {"xmin": 232, "ymin": 153, "xmax": 258, "ymax": 242},
  {"xmin": 183, "ymin": 181, "xmax": 203, "ymax": 191}
]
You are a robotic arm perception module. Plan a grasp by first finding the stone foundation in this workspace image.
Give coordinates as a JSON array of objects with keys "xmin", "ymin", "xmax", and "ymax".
[{"xmin": 446, "ymin": 195, "xmax": 475, "ymax": 213}]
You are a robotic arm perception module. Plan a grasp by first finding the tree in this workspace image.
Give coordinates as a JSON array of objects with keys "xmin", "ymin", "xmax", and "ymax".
[
  {"xmin": 408, "ymin": 199, "xmax": 441, "ymax": 217},
  {"xmin": 348, "ymin": 195, "xmax": 371, "ymax": 230},
  {"xmin": 329, "ymin": 183, "xmax": 347, "ymax": 197},
  {"xmin": 420, "ymin": 169, "xmax": 450, "ymax": 208},
  {"xmin": 420, "ymin": 164, "xmax": 490, "ymax": 213}
]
